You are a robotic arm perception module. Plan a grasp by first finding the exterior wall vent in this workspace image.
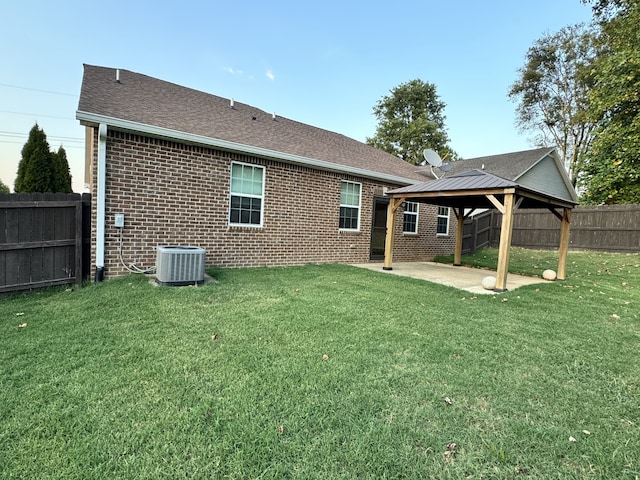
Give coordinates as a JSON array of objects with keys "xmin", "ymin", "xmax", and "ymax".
[{"xmin": 155, "ymin": 246, "xmax": 206, "ymax": 286}]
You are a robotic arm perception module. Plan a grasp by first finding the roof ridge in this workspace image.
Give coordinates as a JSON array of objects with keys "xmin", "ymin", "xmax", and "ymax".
[{"xmin": 464, "ymin": 146, "xmax": 555, "ymax": 162}]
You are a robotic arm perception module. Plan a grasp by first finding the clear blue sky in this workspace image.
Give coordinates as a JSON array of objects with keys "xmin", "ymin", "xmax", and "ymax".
[{"xmin": 1, "ymin": 0, "xmax": 594, "ymax": 192}]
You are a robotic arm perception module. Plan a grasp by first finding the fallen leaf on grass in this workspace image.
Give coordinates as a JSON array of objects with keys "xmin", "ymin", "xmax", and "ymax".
[
  {"xmin": 278, "ymin": 425, "xmax": 285, "ymax": 434},
  {"xmin": 211, "ymin": 334, "xmax": 218, "ymax": 340},
  {"xmin": 444, "ymin": 396, "xmax": 453, "ymax": 406},
  {"xmin": 443, "ymin": 442, "xmax": 457, "ymax": 457},
  {"xmin": 16, "ymin": 312, "xmax": 24, "ymax": 316},
  {"xmin": 501, "ymin": 298, "xmax": 508, "ymax": 303},
  {"xmin": 582, "ymin": 430, "xmax": 591, "ymax": 435},
  {"xmin": 610, "ymin": 314, "xmax": 620, "ymax": 320},
  {"xmin": 17, "ymin": 323, "xmax": 27, "ymax": 328},
  {"xmin": 569, "ymin": 436, "xmax": 577, "ymax": 442},
  {"xmin": 322, "ymin": 354, "xmax": 329, "ymax": 361}
]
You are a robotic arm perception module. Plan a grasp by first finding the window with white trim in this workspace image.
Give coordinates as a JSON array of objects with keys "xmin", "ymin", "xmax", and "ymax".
[
  {"xmin": 339, "ymin": 181, "xmax": 361, "ymax": 230},
  {"xmin": 229, "ymin": 162, "xmax": 264, "ymax": 226},
  {"xmin": 403, "ymin": 201, "xmax": 419, "ymax": 234},
  {"xmin": 436, "ymin": 206, "xmax": 450, "ymax": 235}
]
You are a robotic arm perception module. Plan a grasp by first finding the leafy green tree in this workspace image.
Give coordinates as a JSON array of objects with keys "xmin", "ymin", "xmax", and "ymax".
[
  {"xmin": 583, "ymin": 0, "xmax": 632, "ymax": 17},
  {"xmin": 0, "ymin": 178, "xmax": 10, "ymax": 194},
  {"xmin": 15, "ymin": 124, "xmax": 73, "ymax": 193},
  {"xmin": 366, "ymin": 79, "xmax": 456, "ymax": 165},
  {"xmin": 581, "ymin": 0, "xmax": 640, "ymax": 203},
  {"xmin": 509, "ymin": 24, "xmax": 598, "ymax": 187}
]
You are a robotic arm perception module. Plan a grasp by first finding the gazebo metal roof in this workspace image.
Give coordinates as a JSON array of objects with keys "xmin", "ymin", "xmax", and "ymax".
[{"xmin": 388, "ymin": 169, "xmax": 577, "ymax": 210}]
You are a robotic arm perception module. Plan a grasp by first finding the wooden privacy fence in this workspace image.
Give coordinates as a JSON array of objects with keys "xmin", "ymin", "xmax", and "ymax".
[
  {"xmin": 464, "ymin": 204, "xmax": 640, "ymax": 254},
  {"xmin": 0, "ymin": 193, "xmax": 91, "ymax": 293},
  {"xmin": 462, "ymin": 210, "xmax": 493, "ymax": 254}
]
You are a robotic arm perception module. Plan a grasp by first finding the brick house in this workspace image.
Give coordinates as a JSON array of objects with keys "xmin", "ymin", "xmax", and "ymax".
[{"xmin": 76, "ymin": 65, "xmax": 457, "ymax": 279}]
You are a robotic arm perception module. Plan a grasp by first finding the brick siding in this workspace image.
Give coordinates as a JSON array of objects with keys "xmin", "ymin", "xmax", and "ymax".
[{"xmin": 90, "ymin": 128, "xmax": 456, "ymax": 278}]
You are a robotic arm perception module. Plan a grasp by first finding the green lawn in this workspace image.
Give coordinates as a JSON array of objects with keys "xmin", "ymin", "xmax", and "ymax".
[{"xmin": 1, "ymin": 249, "xmax": 639, "ymax": 479}]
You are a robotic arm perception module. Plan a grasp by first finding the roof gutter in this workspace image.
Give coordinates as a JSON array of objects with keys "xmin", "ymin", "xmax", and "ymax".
[{"xmin": 75, "ymin": 111, "xmax": 419, "ymax": 186}]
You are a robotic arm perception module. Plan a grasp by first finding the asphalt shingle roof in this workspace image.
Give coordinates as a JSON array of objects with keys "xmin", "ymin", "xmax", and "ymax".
[
  {"xmin": 447, "ymin": 147, "xmax": 556, "ymax": 181},
  {"xmin": 76, "ymin": 65, "xmax": 577, "ymax": 205},
  {"xmin": 77, "ymin": 65, "xmax": 427, "ymax": 184}
]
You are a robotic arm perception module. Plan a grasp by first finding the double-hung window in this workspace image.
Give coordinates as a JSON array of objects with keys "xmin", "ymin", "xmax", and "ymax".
[
  {"xmin": 229, "ymin": 162, "xmax": 264, "ymax": 226},
  {"xmin": 403, "ymin": 201, "xmax": 419, "ymax": 234},
  {"xmin": 436, "ymin": 206, "xmax": 450, "ymax": 235},
  {"xmin": 339, "ymin": 181, "xmax": 361, "ymax": 230}
]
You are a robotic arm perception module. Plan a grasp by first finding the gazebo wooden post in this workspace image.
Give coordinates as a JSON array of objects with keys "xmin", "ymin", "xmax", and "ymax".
[
  {"xmin": 454, "ymin": 207, "xmax": 465, "ymax": 266},
  {"xmin": 383, "ymin": 197, "xmax": 404, "ymax": 270},
  {"xmin": 495, "ymin": 193, "xmax": 515, "ymax": 292},
  {"xmin": 557, "ymin": 207, "xmax": 572, "ymax": 280}
]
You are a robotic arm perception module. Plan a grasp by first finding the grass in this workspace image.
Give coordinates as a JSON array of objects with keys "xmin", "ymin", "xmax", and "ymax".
[{"xmin": 1, "ymin": 248, "xmax": 639, "ymax": 479}]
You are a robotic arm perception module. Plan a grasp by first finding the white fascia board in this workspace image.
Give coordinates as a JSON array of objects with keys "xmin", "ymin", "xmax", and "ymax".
[{"xmin": 76, "ymin": 111, "xmax": 419, "ymax": 186}]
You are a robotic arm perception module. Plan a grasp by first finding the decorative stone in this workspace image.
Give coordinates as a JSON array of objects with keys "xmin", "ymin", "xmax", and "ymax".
[
  {"xmin": 481, "ymin": 276, "xmax": 497, "ymax": 290},
  {"xmin": 542, "ymin": 269, "xmax": 557, "ymax": 281}
]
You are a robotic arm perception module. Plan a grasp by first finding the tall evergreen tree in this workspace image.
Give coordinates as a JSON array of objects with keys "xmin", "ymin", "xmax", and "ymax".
[
  {"xmin": 15, "ymin": 124, "xmax": 52, "ymax": 193},
  {"xmin": 15, "ymin": 124, "xmax": 73, "ymax": 193},
  {"xmin": 52, "ymin": 146, "xmax": 73, "ymax": 193},
  {"xmin": 0, "ymin": 178, "xmax": 10, "ymax": 194}
]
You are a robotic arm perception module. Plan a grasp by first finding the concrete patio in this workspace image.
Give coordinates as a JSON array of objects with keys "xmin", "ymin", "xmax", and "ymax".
[{"xmin": 352, "ymin": 261, "xmax": 550, "ymax": 294}]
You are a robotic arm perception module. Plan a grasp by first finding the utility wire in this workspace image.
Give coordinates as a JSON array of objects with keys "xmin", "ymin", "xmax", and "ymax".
[
  {"xmin": 0, "ymin": 110, "xmax": 76, "ymax": 121},
  {"xmin": 0, "ymin": 130, "xmax": 83, "ymax": 142},
  {"xmin": 0, "ymin": 139, "xmax": 83, "ymax": 148},
  {"xmin": 0, "ymin": 83, "xmax": 77, "ymax": 97}
]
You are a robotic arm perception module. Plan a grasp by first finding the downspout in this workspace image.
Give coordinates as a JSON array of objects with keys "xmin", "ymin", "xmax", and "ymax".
[{"xmin": 95, "ymin": 123, "xmax": 107, "ymax": 282}]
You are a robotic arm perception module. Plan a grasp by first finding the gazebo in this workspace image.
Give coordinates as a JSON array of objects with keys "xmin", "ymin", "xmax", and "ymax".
[{"xmin": 383, "ymin": 147, "xmax": 579, "ymax": 291}]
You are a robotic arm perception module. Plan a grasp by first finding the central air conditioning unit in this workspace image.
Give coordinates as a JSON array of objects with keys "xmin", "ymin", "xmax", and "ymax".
[{"xmin": 155, "ymin": 246, "xmax": 206, "ymax": 286}]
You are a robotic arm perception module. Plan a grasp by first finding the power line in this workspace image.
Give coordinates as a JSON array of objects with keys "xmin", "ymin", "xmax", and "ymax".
[
  {"xmin": 0, "ymin": 130, "xmax": 83, "ymax": 142},
  {"xmin": 0, "ymin": 139, "xmax": 84, "ymax": 149},
  {"xmin": 0, "ymin": 83, "xmax": 77, "ymax": 97},
  {"xmin": 0, "ymin": 110, "xmax": 76, "ymax": 121}
]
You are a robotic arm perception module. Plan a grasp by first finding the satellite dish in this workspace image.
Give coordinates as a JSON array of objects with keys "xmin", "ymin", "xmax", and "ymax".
[
  {"xmin": 423, "ymin": 148, "xmax": 442, "ymax": 167},
  {"xmin": 439, "ymin": 162, "xmax": 452, "ymax": 172}
]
